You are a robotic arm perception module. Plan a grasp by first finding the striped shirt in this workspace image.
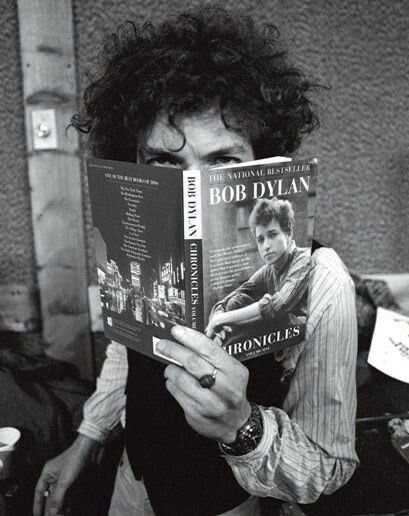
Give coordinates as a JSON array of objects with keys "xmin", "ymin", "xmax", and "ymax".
[{"xmin": 80, "ymin": 247, "xmax": 359, "ymax": 504}]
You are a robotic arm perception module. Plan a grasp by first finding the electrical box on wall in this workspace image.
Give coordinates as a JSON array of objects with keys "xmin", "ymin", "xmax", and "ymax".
[{"xmin": 31, "ymin": 109, "xmax": 58, "ymax": 150}]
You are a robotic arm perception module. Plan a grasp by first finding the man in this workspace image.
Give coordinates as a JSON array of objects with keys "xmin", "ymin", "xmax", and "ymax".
[
  {"xmin": 34, "ymin": 7, "xmax": 358, "ymax": 516},
  {"xmin": 206, "ymin": 197, "xmax": 310, "ymax": 341}
]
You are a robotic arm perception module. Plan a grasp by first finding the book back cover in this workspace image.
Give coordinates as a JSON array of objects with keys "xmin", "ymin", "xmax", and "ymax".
[{"xmin": 87, "ymin": 159, "xmax": 186, "ymax": 361}]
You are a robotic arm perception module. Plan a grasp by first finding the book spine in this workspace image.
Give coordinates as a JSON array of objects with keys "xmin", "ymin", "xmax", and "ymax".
[{"xmin": 183, "ymin": 170, "xmax": 205, "ymax": 333}]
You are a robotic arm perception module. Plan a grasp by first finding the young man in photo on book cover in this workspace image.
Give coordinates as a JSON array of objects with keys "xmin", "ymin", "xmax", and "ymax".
[
  {"xmin": 206, "ymin": 197, "xmax": 310, "ymax": 348},
  {"xmin": 33, "ymin": 6, "xmax": 358, "ymax": 516}
]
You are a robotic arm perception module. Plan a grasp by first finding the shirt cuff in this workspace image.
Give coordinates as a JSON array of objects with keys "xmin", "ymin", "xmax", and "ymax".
[
  {"xmin": 222, "ymin": 407, "xmax": 278, "ymax": 466},
  {"xmin": 78, "ymin": 420, "xmax": 112, "ymax": 444}
]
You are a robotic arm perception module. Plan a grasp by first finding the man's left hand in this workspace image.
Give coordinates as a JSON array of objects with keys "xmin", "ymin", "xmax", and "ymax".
[{"xmin": 156, "ymin": 325, "xmax": 251, "ymax": 444}]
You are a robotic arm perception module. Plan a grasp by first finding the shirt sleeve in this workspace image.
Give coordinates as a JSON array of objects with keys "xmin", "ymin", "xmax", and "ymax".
[
  {"xmin": 210, "ymin": 266, "xmax": 268, "ymax": 316},
  {"xmin": 259, "ymin": 250, "xmax": 311, "ymax": 319},
  {"xmin": 224, "ymin": 250, "xmax": 359, "ymax": 504},
  {"xmin": 78, "ymin": 340, "xmax": 128, "ymax": 443}
]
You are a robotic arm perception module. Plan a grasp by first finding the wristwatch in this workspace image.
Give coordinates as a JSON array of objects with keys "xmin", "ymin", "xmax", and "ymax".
[{"xmin": 219, "ymin": 403, "xmax": 263, "ymax": 456}]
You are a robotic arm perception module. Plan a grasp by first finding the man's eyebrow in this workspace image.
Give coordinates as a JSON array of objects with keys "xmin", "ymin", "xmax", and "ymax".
[
  {"xmin": 140, "ymin": 145, "xmax": 177, "ymax": 154},
  {"xmin": 138, "ymin": 146, "xmax": 183, "ymax": 160},
  {"xmin": 139, "ymin": 144, "xmax": 249, "ymax": 159},
  {"xmin": 205, "ymin": 145, "xmax": 248, "ymax": 158}
]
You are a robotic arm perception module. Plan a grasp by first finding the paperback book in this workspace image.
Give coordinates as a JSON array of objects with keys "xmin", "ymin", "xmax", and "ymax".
[{"xmin": 87, "ymin": 156, "xmax": 318, "ymax": 362}]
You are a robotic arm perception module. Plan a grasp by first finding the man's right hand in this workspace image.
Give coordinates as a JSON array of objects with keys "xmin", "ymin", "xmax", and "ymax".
[{"xmin": 33, "ymin": 434, "xmax": 101, "ymax": 516}]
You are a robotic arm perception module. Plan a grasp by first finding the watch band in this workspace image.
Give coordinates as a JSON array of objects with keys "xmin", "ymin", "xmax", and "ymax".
[{"xmin": 220, "ymin": 403, "xmax": 263, "ymax": 456}]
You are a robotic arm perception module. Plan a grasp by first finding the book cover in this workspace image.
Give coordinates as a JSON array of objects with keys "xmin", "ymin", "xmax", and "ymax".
[
  {"xmin": 198, "ymin": 157, "xmax": 317, "ymax": 360},
  {"xmin": 87, "ymin": 159, "xmax": 186, "ymax": 362},
  {"xmin": 87, "ymin": 157, "xmax": 317, "ymax": 362}
]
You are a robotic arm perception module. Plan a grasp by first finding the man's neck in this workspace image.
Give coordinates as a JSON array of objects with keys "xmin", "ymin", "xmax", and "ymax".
[{"xmin": 273, "ymin": 240, "xmax": 295, "ymax": 271}]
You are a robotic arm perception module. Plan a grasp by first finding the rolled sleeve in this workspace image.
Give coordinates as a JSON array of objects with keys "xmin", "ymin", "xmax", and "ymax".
[{"xmin": 79, "ymin": 340, "xmax": 128, "ymax": 444}]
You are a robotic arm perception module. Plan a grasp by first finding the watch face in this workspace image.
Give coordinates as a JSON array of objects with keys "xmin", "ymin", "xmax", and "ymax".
[{"xmin": 221, "ymin": 403, "xmax": 263, "ymax": 456}]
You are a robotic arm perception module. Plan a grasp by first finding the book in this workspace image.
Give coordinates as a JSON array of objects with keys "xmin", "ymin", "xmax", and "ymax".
[
  {"xmin": 368, "ymin": 307, "xmax": 409, "ymax": 384},
  {"xmin": 87, "ymin": 156, "xmax": 318, "ymax": 363}
]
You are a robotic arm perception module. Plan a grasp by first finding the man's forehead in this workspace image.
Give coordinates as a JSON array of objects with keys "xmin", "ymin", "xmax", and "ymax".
[{"xmin": 256, "ymin": 219, "xmax": 281, "ymax": 236}]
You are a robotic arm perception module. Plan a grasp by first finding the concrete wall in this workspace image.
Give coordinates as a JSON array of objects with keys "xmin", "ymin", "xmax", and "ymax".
[
  {"xmin": 0, "ymin": 0, "xmax": 36, "ymax": 287},
  {"xmin": 1, "ymin": 0, "xmax": 408, "ymax": 298}
]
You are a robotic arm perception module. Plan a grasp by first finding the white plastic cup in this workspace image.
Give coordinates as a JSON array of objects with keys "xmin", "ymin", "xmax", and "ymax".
[{"xmin": 0, "ymin": 427, "xmax": 21, "ymax": 452}]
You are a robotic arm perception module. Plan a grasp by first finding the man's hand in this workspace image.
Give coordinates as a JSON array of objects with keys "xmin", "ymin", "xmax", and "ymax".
[
  {"xmin": 205, "ymin": 313, "xmax": 230, "ymax": 339},
  {"xmin": 156, "ymin": 325, "xmax": 251, "ymax": 444},
  {"xmin": 33, "ymin": 434, "xmax": 101, "ymax": 516}
]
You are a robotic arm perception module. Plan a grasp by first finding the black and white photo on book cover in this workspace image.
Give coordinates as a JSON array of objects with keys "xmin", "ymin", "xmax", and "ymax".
[
  {"xmin": 199, "ymin": 157, "xmax": 318, "ymax": 360},
  {"xmin": 87, "ymin": 157, "xmax": 318, "ymax": 363}
]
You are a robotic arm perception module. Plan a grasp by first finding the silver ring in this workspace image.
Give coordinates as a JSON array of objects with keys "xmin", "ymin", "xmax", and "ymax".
[
  {"xmin": 199, "ymin": 366, "xmax": 218, "ymax": 389},
  {"xmin": 43, "ymin": 489, "xmax": 50, "ymax": 498}
]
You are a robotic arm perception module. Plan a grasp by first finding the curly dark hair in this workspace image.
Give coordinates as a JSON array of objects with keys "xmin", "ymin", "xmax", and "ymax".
[
  {"xmin": 72, "ymin": 6, "xmax": 320, "ymax": 161},
  {"xmin": 249, "ymin": 198, "xmax": 294, "ymax": 236}
]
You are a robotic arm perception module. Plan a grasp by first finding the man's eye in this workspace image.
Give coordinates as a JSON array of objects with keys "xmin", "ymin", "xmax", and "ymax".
[
  {"xmin": 146, "ymin": 157, "xmax": 179, "ymax": 168},
  {"xmin": 211, "ymin": 156, "xmax": 241, "ymax": 166}
]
